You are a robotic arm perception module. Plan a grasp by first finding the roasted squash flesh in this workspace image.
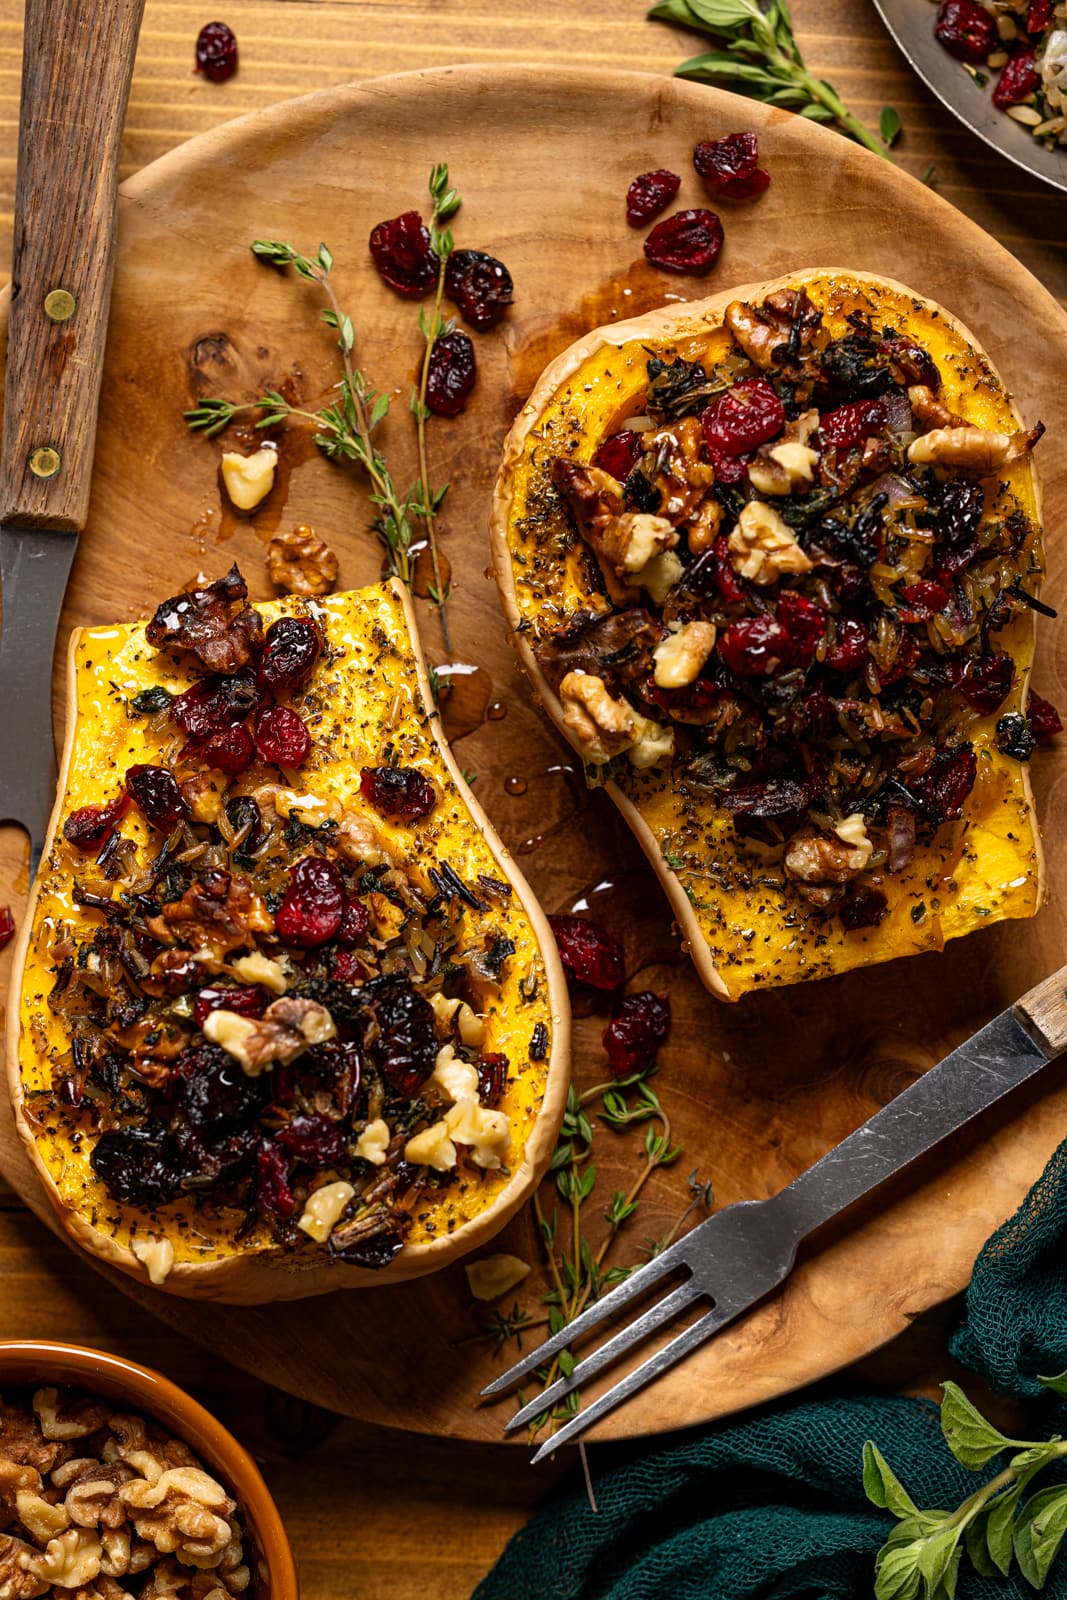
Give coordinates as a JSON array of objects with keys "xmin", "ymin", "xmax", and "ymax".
[
  {"xmin": 492, "ymin": 270, "xmax": 1046, "ymax": 1001},
  {"xmin": 10, "ymin": 578, "xmax": 568, "ymax": 1299}
]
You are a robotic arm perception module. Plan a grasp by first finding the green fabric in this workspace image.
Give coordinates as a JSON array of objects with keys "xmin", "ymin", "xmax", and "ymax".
[{"xmin": 474, "ymin": 1139, "xmax": 1067, "ymax": 1600}]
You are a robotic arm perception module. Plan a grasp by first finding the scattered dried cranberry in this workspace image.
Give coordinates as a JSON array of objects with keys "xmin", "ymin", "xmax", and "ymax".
[
  {"xmin": 91, "ymin": 1125, "xmax": 184, "ymax": 1209},
  {"xmin": 202, "ymin": 723, "xmax": 255, "ymax": 775},
  {"xmin": 719, "ymin": 615, "xmax": 789, "ymax": 678},
  {"xmin": 956, "ymin": 653, "xmax": 1015, "ymax": 714},
  {"xmin": 603, "ymin": 991, "xmax": 670, "ymax": 1079},
  {"xmin": 275, "ymin": 856, "xmax": 345, "ymax": 948},
  {"xmin": 936, "ymin": 479, "xmax": 985, "ymax": 576},
  {"xmin": 194, "ymin": 985, "xmax": 268, "ymax": 1028},
  {"xmin": 1027, "ymin": 689, "xmax": 1062, "ymax": 742},
  {"xmin": 819, "ymin": 400, "xmax": 887, "ymax": 452},
  {"xmin": 444, "ymin": 249, "xmax": 513, "ymax": 330},
  {"xmin": 840, "ymin": 886, "xmax": 889, "ymax": 932},
  {"xmin": 712, "ymin": 535, "xmax": 746, "ymax": 604},
  {"xmin": 897, "ymin": 581, "xmax": 950, "ymax": 623},
  {"xmin": 361, "ymin": 973, "xmax": 437, "ymax": 1097},
  {"xmin": 331, "ymin": 949, "xmax": 367, "ymax": 985},
  {"xmin": 992, "ymin": 48, "xmax": 1039, "ymax": 107},
  {"xmin": 336, "ymin": 898, "xmax": 369, "ymax": 946},
  {"xmin": 195, "ymin": 21, "xmax": 237, "ymax": 82},
  {"xmin": 254, "ymin": 704, "xmax": 310, "ymax": 768},
  {"xmin": 168, "ymin": 1042, "xmax": 265, "ymax": 1132},
  {"xmin": 996, "ymin": 713, "xmax": 1036, "ymax": 761},
  {"xmin": 934, "ymin": 0, "xmax": 997, "ymax": 61},
  {"xmin": 256, "ymin": 616, "xmax": 322, "ymax": 697},
  {"xmin": 777, "ymin": 591, "xmax": 826, "ymax": 666},
  {"xmin": 693, "ymin": 133, "xmax": 770, "ymax": 201},
  {"xmin": 547, "ymin": 914, "xmax": 624, "ymax": 991},
  {"xmin": 1028, "ymin": 0, "xmax": 1053, "ymax": 30},
  {"xmin": 426, "ymin": 330, "xmax": 476, "ymax": 417},
  {"xmin": 125, "ymin": 765, "xmax": 189, "ymax": 831},
  {"xmin": 917, "ymin": 743, "xmax": 977, "ymax": 822},
  {"xmin": 256, "ymin": 1143, "xmax": 294, "ymax": 1221},
  {"xmin": 823, "ymin": 617, "xmax": 869, "ymax": 672},
  {"xmin": 360, "ymin": 765, "xmax": 436, "ymax": 822},
  {"xmin": 704, "ymin": 443, "xmax": 754, "ymax": 484},
  {"xmin": 171, "ymin": 674, "xmax": 259, "ymax": 740},
  {"xmin": 0, "ymin": 906, "xmax": 14, "ymax": 952},
  {"xmin": 702, "ymin": 377, "xmax": 785, "ymax": 457},
  {"xmin": 63, "ymin": 793, "xmax": 129, "ymax": 851},
  {"xmin": 593, "ymin": 431, "xmax": 644, "ymax": 483},
  {"xmin": 275, "ymin": 1114, "xmax": 347, "ymax": 1169},
  {"xmin": 626, "ymin": 168, "xmax": 682, "ymax": 226},
  {"xmin": 477, "ymin": 1052, "xmax": 510, "ymax": 1107},
  {"xmin": 644, "ymin": 209, "xmax": 724, "ymax": 276},
  {"xmin": 368, "ymin": 211, "xmax": 437, "ymax": 298}
]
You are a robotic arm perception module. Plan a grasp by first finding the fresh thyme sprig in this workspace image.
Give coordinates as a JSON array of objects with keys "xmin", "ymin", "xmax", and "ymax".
[
  {"xmin": 184, "ymin": 233, "xmax": 453, "ymax": 643},
  {"xmin": 649, "ymin": 0, "xmax": 893, "ymax": 160},
  {"xmin": 865, "ymin": 1376, "xmax": 1067, "ymax": 1597}
]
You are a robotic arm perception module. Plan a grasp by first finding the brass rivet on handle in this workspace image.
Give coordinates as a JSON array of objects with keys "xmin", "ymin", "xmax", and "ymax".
[
  {"xmin": 43, "ymin": 288, "xmax": 76, "ymax": 323},
  {"xmin": 28, "ymin": 446, "xmax": 61, "ymax": 479}
]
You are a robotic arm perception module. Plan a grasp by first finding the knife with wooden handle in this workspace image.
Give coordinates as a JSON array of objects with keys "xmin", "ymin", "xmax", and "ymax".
[{"xmin": 0, "ymin": 0, "xmax": 145, "ymax": 872}]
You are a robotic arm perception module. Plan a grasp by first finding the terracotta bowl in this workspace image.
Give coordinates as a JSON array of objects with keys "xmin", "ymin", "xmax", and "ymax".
[{"xmin": 0, "ymin": 1340, "xmax": 298, "ymax": 1598}]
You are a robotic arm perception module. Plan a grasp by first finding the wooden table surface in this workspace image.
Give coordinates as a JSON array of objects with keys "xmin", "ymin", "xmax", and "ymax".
[{"xmin": 0, "ymin": 2, "xmax": 1063, "ymax": 1595}]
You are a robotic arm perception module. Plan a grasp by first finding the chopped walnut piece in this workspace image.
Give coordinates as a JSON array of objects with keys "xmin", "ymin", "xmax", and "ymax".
[
  {"xmin": 908, "ymin": 423, "xmax": 1043, "ymax": 475},
  {"xmin": 267, "ymin": 527, "xmax": 339, "ymax": 596},
  {"xmin": 296, "ymin": 1180, "xmax": 356, "ymax": 1243},
  {"xmin": 907, "ymin": 385, "xmax": 967, "ymax": 431},
  {"xmin": 650, "ymin": 417, "xmax": 716, "ymax": 525},
  {"xmin": 15, "ymin": 1492, "xmax": 68, "ymax": 1543},
  {"xmin": 26, "ymin": 1527, "xmax": 102, "ymax": 1589},
  {"xmin": 336, "ymin": 809, "xmax": 391, "ymax": 869},
  {"xmin": 0, "ymin": 1534, "xmax": 49, "ymax": 1599},
  {"xmin": 599, "ymin": 512, "xmax": 678, "ymax": 577},
  {"xmin": 652, "ymin": 622, "xmax": 717, "ymax": 689},
  {"xmin": 550, "ymin": 458, "xmax": 637, "ymax": 605},
  {"xmin": 146, "ymin": 872, "xmax": 273, "ymax": 961},
  {"xmin": 203, "ymin": 996, "xmax": 336, "ymax": 1077},
  {"xmin": 64, "ymin": 1463, "xmax": 135, "ymax": 1530},
  {"xmin": 120, "ymin": 1468, "xmax": 234, "ymax": 1569},
  {"xmin": 727, "ymin": 501, "xmax": 814, "ymax": 585},
  {"xmin": 220, "ymin": 447, "xmax": 277, "ymax": 513},
  {"xmin": 724, "ymin": 299, "xmax": 784, "ymax": 369},
  {"xmin": 33, "ymin": 1391, "xmax": 110, "ymax": 1444},
  {"xmin": 748, "ymin": 434, "xmax": 819, "ymax": 497},
  {"xmin": 0, "ymin": 1405, "xmax": 70, "ymax": 1475},
  {"xmin": 144, "ymin": 565, "xmax": 263, "ymax": 674},
  {"xmin": 0, "ymin": 1458, "xmax": 41, "ymax": 1519},
  {"xmin": 685, "ymin": 496, "xmax": 723, "ymax": 557},
  {"xmin": 558, "ymin": 672, "xmax": 636, "ymax": 761},
  {"xmin": 784, "ymin": 819, "xmax": 873, "ymax": 906}
]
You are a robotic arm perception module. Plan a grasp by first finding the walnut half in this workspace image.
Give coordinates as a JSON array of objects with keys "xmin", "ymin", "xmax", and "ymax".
[{"xmin": 267, "ymin": 527, "xmax": 339, "ymax": 596}]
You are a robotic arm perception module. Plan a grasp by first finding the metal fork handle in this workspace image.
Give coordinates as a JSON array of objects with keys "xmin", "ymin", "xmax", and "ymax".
[{"xmin": 768, "ymin": 979, "xmax": 1064, "ymax": 1244}]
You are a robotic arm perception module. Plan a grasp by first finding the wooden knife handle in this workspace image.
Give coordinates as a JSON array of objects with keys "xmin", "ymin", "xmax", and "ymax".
[
  {"xmin": 1015, "ymin": 968, "xmax": 1067, "ymax": 1057},
  {"xmin": 0, "ymin": 0, "xmax": 145, "ymax": 531}
]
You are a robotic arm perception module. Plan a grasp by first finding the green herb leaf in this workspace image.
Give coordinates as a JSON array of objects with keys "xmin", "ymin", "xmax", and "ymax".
[
  {"xmin": 1039, "ymin": 1368, "xmax": 1067, "ymax": 1396},
  {"xmin": 863, "ymin": 1442, "xmax": 924, "ymax": 1520},
  {"xmin": 1013, "ymin": 1484, "xmax": 1067, "ymax": 1588},
  {"xmin": 983, "ymin": 1481, "xmax": 1025, "ymax": 1576},
  {"xmin": 881, "ymin": 105, "xmax": 902, "ymax": 146},
  {"xmin": 873, "ymin": 1538, "xmax": 925, "ymax": 1600},
  {"xmin": 939, "ymin": 1382, "xmax": 1014, "ymax": 1470}
]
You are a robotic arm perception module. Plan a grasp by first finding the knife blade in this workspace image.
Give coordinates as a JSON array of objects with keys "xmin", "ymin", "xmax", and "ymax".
[{"xmin": 0, "ymin": 0, "xmax": 145, "ymax": 870}]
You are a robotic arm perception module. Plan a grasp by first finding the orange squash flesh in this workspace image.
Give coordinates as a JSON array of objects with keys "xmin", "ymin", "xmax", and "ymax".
[{"xmin": 491, "ymin": 269, "xmax": 1046, "ymax": 1001}]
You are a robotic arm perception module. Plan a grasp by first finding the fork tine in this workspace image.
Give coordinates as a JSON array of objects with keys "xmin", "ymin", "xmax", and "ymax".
[
  {"xmin": 529, "ymin": 1304, "xmax": 736, "ymax": 1464},
  {"xmin": 480, "ymin": 1237, "xmax": 690, "ymax": 1398},
  {"xmin": 504, "ymin": 1277, "xmax": 703, "ymax": 1432}
]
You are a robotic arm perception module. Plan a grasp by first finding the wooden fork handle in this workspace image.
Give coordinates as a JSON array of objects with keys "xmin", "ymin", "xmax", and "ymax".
[
  {"xmin": 0, "ymin": 0, "xmax": 145, "ymax": 531},
  {"xmin": 1015, "ymin": 967, "xmax": 1067, "ymax": 1058}
]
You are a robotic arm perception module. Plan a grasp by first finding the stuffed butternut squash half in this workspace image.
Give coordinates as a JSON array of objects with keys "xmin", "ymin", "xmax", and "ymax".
[
  {"xmin": 8, "ymin": 569, "xmax": 569, "ymax": 1301},
  {"xmin": 492, "ymin": 269, "xmax": 1048, "ymax": 1001}
]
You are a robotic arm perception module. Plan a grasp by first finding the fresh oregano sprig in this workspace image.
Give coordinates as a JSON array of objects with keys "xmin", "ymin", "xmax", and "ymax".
[
  {"xmin": 184, "ymin": 231, "xmax": 453, "ymax": 643},
  {"xmin": 649, "ymin": 0, "xmax": 893, "ymax": 160},
  {"xmin": 864, "ymin": 1377, "xmax": 1067, "ymax": 1598}
]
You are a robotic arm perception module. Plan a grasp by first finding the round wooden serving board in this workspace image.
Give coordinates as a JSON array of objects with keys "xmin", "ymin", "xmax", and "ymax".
[{"xmin": 2, "ymin": 64, "xmax": 1067, "ymax": 1444}]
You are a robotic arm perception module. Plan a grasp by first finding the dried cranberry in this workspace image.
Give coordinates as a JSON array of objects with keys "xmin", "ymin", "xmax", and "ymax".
[
  {"xmin": 547, "ymin": 914, "xmax": 624, "ymax": 991},
  {"xmin": 626, "ymin": 168, "xmax": 681, "ymax": 226},
  {"xmin": 426, "ymin": 330, "xmax": 476, "ymax": 417},
  {"xmin": 444, "ymin": 249, "xmax": 513, "ymax": 330},
  {"xmin": 992, "ymin": 48, "xmax": 1039, "ymax": 106},
  {"xmin": 477, "ymin": 1052, "xmax": 509, "ymax": 1107},
  {"xmin": 934, "ymin": 0, "xmax": 997, "ymax": 60},
  {"xmin": 1027, "ymin": 689, "xmax": 1062, "ymax": 742},
  {"xmin": 840, "ymin": 886, "xmax": 889, "ymax": 932},
  {"xmin": 195, "ymin": 20, "xmax": 237, "ymax": 82},
  {"xmin": 170, "ymin": 674, "xmax": 259, "ymax": 740},
  {"xmin": 368, "ymin": 211, "xmax": 437, "ymax": 298},
  {"xmin": 125, "ymin": 765, "xmax": 190, "ymax": 831},
  {"xmin": 996, "ymin": 713, "xmax": 1036, "ymax": 761},
  {"xmin": 1028, "ymin": 0, "xmax": 1053, "ymax": 30},
  {"xmin": 603, "ymin": 991, "xmax": 670, "ymax": 1079},
  {"xmin": 693, "ymin": 133, "xmax": 770, "ymax": 201},
  {"xmin": 256, "ymin": 616, "xmax": 322, "ymax": 696},
  {"xmin": 0, "ymin": 906, "xmax": 14, "ymax": 951},
  {"xmin": 202, "ymin": 723, "xmax": 255, "ymax": 776},
  {"xmin": 712, "ymin": 535, "xmax": 746, "ymax": 603},
  {"xmin": 823, "ymin": 617, "xmax": 869, "ymax": 672},
  {"xmin": 275, "ymin": 1114, "xmax": 347, "ymax": 1169},
  {"xmin": 91, "ymin": 1125, "xmax": 184, "ymax": 1209},
  {"xmin": 360, "ymin": 765, "xmax": 436, "ymax": 822},
  {"xmin": 336, "ymin": 898, "xmax": 369, "ymax": 946},
  {"xmin": 253, "ymin": 704, "xmax": 310, "ymax": 768},
  {"xmin": 819, "ymin": 400, "xmax": 887, "ymax": 452},
  {"xmin": 719, "ymin": 616, "xmax": 789, "ymax": 678},
  {"xmin": 897, "ymin": 581, "xmax": 950, "ymax": 623},
  {"xmin": 194, "ymin": 985, "xmax": 267, "ymax": 1028},
  {"xmin": 593, "ymin": 431, "xmax": 644, "ymax": 483},
  {"xmin": 917, "ymin": 743, "xmax": 977, "ymax": 822},
  {"xmin": 168, "ymin": 1042, "xmax": 265, "ymax": 1132},
  {"xmin": 705, "ymin": 444, "xmax": 754, "ymax": 484},
  {"xmin": 956, "ymin": 652, "xmax": 1015, "ymax": 713},
  {"xmin": 331, "ymin": 949, "xmax": 367, "ymax": 985},
  {"xmin": 723, "ymin": 772, "xmax": 822, "ymax": 821},
  {"xmin": 63, "ymin": 792, "xmax": 129, "ymax": 851},
  {"xmin": 644, "ymin": 209, "xmax": 724, "ymax": 276},
  {"xmin": 702, "ymin": 377, "xmax": 785, "ymax": 456},
  {"xmin": 777, "ymin": 591, "xmax": 826, "ymax": 666},
  {"xmin": 936, "ymin": 479, "xmax": 985, "ymax": 576},
  {"xmin": 276, "ymin": 856, "xmax": 345, "ymax": 948},
  {"xmin": 256, "ymin": 1143, "xmax": 294, "ymax": 1221},
  {"xmin": 361, "ymin": 973, "xmax": 437, "ymax": 1097}
]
